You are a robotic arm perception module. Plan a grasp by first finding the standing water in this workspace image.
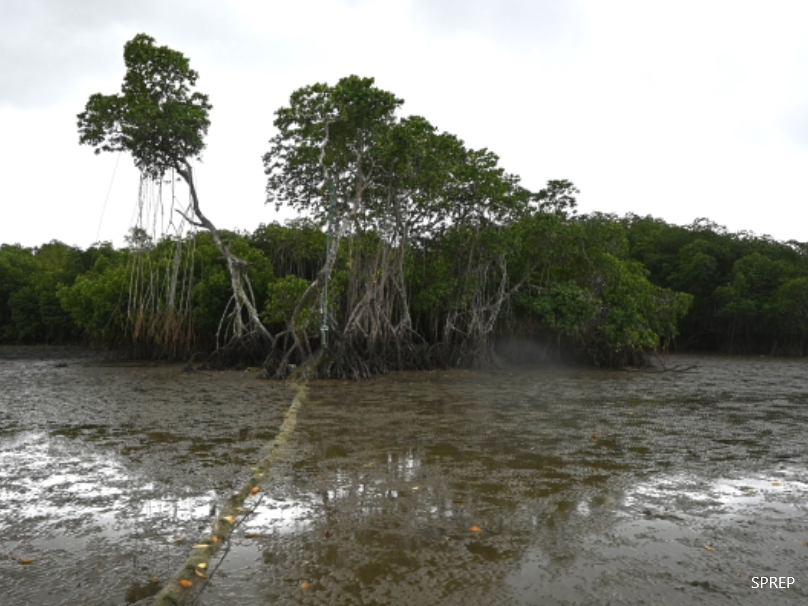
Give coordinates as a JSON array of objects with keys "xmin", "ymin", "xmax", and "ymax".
[{"xmin": 1, "ymin": 347, "xmax": 806, "ymax": 605}]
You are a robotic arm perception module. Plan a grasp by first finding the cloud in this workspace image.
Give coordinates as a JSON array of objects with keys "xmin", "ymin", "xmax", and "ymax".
[
  {"xmin": 0, "ymin": 0, "xmax": 247, "ymax": 109},
  {"xmin": 407, "ymin": 0, "xmax": 581, "ymax": 48},
  {"xmin": 787, "ymin": 108, "xmax": 808, "ymax": 150},
  {"xmin": 4, "ymin": 0, "xmax": 808, "ymax": 247},
  {"xmin": 781, "ymin": 57, "xmax": 808, "ymax": 150},
  {"xmin": 1, "ymin": 0, "xmax": 580, "ymax": 110}
]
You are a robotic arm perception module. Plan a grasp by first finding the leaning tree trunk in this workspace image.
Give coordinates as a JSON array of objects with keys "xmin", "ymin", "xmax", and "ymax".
[{"xmin": 174, "ymin": 160, "xmax": 273, "ymax": 358}]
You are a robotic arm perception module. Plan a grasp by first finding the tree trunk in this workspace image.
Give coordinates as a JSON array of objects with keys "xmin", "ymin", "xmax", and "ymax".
[{"xmin": 175, "ymin": 161, "xmax": 271, "ymax": 346}]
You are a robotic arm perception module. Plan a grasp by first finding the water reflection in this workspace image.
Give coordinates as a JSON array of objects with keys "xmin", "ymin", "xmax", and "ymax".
[
  {"xmin": 0, "ymin": 428, "xmax": 233, "ymax": 605},
  {"xmin": 624, "ymin": 467, "xmax": 808, "ymax": 518},
  {"xmin": 207, "ymin": 361, "xmax": 808, "ymax": 605},
  {"xmin": 243, "ymin": 495, "xmax": 315, "ymax": 536},
  {"xmin": 3, "ymin": 353, "xmax": 808, "ymax": 605},
  {"xmin": 1, "ymin": 431, "xmax": 220, "ymax": 543}
]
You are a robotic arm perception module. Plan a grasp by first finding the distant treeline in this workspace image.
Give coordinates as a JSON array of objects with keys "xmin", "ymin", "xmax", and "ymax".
[
  {"xmin": 625, "ymin": 216, "xmax": 808, "ymax": 355},
  {"xmin": 2, "ymin": 210, "xmax": 805, "ymax": 363}
]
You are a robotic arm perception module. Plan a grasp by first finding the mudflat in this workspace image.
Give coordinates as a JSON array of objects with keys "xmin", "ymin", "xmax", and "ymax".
[{"xmin": 1, "ymin": 348, "xmax": 806, "ymax": 605}]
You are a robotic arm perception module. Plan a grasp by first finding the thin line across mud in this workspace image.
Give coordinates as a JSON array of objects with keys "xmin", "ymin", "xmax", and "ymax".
[
  {"xmin": 1, "ymin": 348, "xmax": 807, "ymax": 605},
  {"xmin": 152, "ymin": 376, "xmax": 307, "ymax": 605}
]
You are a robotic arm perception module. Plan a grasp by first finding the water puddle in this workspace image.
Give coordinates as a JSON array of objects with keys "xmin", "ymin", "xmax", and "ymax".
[{"xmin": 625, "ymin": 467, "xmax": 808, "ymax": 519}]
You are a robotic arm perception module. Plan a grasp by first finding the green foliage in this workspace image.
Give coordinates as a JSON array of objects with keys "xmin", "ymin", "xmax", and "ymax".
[
  {"xmin": 713, "ymin": 252, "xmax": 798, "ymax": 342},
  {"xmin": 265, "ymin": 77, "xmax": 531, "ymax": 237},
  {"xmin": 507, "ymin": 212, "xmax": 693, "ymax": 363},
  {"xmin": 520, "ymin": 283, "xmax": 598, "ymax": 337},
  {"xmin": 16, "ymin": 66, "xmax": 805, "ymax": 365},
  {"xmin": 770, "ymin": 278, "xmax": 808, "ymax": 339},
  {"xmin": 77, "ymin": 33, "xmax": 212, "ymax": 179},
  {"xmin": 13, "ymin": 202, "xmax": 808, "ymax": 362},
  {"xmin": 667, "ymin": 241, "xmax": 722, "ymax": 297},
  {"xmin": 535, "ymin": 179, "xmax": 579, "ymax": 217},
  {"xmin": 0, "ymin": 241, "xmax": 92, "ymax": 343},
  {"xmin": 0, "ymin": 245, "xmax": 35, "ymax": 338},
  {"xmin": 262, "ymin": 276, "xmax": 316, "ymax": 330},
  {"xmin": 594, "ymin": 255, "xmax": 691, "ymax": 353},
  {"xmin": 125, "ymin": 226, "xmax": 155, "ymax": 251},
  {"xmin": 54, "ymin": 230, "xmax": 274, "ymax": 352},
  {"xmin": 57, "ymin": 252, "xmax": 128, "ymax": 342},
  {"xmin": 181, "ymin": 230, "xmax": 274, "ymax": 337},
  {"xmin": 250, "ymin": 220, "xmax": 326, "ymax": 280},
  {"xmin": 624, "ymin": 213, "xmax": 808, "ymax": 352},
  {"xmin": 264, "ymin": 75, "xmax": 403, "ymax": 222}
]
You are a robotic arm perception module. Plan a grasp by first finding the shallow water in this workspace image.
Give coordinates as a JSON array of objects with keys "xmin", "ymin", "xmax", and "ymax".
[{"xmin": 1, "ymin": 348, "xmax": 807, "ymax": 605}]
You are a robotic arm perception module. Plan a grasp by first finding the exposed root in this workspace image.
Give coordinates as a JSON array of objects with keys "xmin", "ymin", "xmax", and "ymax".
[
  {"xmin": 202, "ymin": 331, "xmax": 273, "ymax": 370},
  {"xmin": 182, "ymin": 352, "xmax": 202, "ymax": 373},
  {"xmin": 629, "ymin": 363, "xmax": 700, "ymax": 373}
]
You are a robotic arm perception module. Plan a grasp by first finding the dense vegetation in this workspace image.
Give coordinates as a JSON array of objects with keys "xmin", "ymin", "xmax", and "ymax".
[
  {"xmin": 624, "ymin": 216, "xmax": 808, "ymax": 355},
  {"xmin": 3, "ymin": 211, "xmax": 806, "ymax": 366},
  {"xmin": 2, "ymin": 34, "xmax": 804, "ymax": 375}
]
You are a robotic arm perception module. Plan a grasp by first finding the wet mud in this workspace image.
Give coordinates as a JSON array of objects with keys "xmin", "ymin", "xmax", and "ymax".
[{"xmin": 1, "ymin": 347, "xmax": 807, "ymax": 605}]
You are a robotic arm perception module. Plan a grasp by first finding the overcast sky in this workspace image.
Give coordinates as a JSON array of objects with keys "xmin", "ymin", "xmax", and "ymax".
[{"xmin": 2, "ymin": 0, "xmax": 807, "ymax": 248}]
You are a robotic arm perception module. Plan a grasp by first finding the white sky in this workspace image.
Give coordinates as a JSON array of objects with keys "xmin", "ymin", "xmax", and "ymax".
[{"xmin": 2, "ymin": 0, "xmax": 807, "ymax": 248}]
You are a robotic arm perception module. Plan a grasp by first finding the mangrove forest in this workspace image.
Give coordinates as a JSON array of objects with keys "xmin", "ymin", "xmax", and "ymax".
[{"xmin": 2, "ymin": 34, "xmax": 807, "ymax": 376}]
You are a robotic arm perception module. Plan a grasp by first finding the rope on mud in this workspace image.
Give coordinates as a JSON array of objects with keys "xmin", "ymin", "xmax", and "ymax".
[{"xmin": 151, "ymin": 375, "xmax": 310, "ymax": 606}]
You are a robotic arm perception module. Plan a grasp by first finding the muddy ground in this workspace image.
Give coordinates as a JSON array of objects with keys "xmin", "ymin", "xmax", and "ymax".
[{"xmin": 1, "ymin": 346, "xmax": 807, "ymax": 605}]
